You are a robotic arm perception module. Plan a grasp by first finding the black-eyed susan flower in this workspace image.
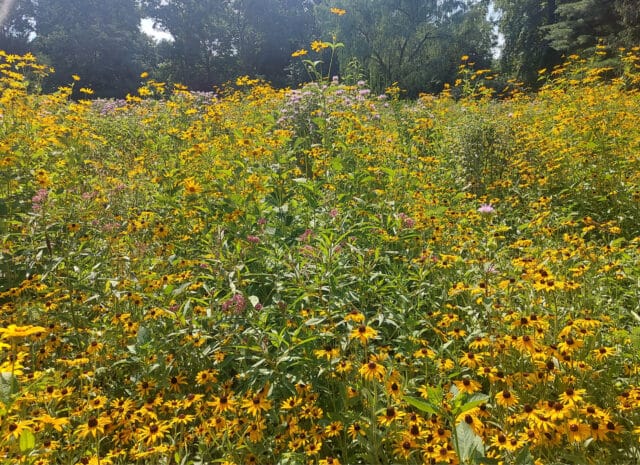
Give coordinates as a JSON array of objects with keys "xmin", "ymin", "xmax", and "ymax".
[
  {"xmin": 324, "ymin": 421, "xmax": 343, "ymax": 438},
  {"xmin": 393, "ymin": 435, "xmax": 417, "ymax": 459},
  {"xmin": 564, "ymin": 419, "xmax": 590, "ymax": 442},
  {"xmin": 347, "ymin": 422, "xmax": 366, "ymax": 440},
  {"xmin": 495, "ymin": 389, "xmax": 519, "ymax": 408},
  {"xmin": 138, "ymin": 420, "xmax": 171, "ymax": 446},
  {"xmin": 378, "ymin": 406, "xmax": 405, "ymax": 427},
  {"xmin": 75, "ymin": 415, "xmax": 110, "ymax": 440},
  {"xmin": 242, "ymin": 392, "xmax": 272, "ymax": 417},
  {"xmin": 359, "ymin": 359, "xmax": 386, "ymax": 381},
  {"xmin": 319, "ymin": 457, "xmax": 341, "ymax": 465},
  {"xmin": 593, "ymin": 346, "xmax": 616, "ymax": 362},
  {"xmin": 246, "ymin": 418, "xmax": 267, "ymax": 442},
  {"xmin": 168, "ymin": 373, "xmax": 187, "ymax": 392},
  {"xmin": 2, "ymin": 419, "xmax": 33, "ymax": 442},
  {"xmin": 280, "ymin": 396, "xmax": 301, "ymax": 410},
  {"xmin": 454, "ymin": 377, "xmax": 482, "ymax": 395},
  {"xmin": 314, "ymin": 345, "xmax": 340, "ymax": 360},
  {"xmin": 559, "ymin": 387, "xmax": 586, "ymax": 406},
  {"xmin": 459, "ymin": 351, "xmax": 484, "ymax": 368}
]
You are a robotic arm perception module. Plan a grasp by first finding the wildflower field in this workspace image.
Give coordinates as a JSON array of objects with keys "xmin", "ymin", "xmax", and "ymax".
[{"xmin": 2, "ymin": 48, "xmax": 640, "ymax": 465}]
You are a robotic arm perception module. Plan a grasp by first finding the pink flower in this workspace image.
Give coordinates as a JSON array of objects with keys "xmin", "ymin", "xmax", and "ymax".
[
  {"xmin": 222, "ymin": 294, "xmax": 246, "ymax": 314},
  {"xmin": 477, "ymin": 204, "xmax": 495, "ymax": 215},
  {"xmin": 32, "ymin": 189, "xmax": 49, "ymax": 211},
  {"xmin": 298, "ymin": 229, "xmax": 313, "ymax": 242}
]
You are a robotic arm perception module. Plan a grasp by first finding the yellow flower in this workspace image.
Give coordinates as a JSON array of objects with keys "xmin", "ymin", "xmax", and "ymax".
[
  {"xmin": 454, "ymin": 377, "xmax": 482, "ymax": 395},
  {"xmin": 559, "ymin": 387, "xmax": 586, "ymax": 406},
  {"xmin": 137, "ymin": 421, "xmax": 171, "ymax": 446},
  {"xmin": 72, "ymin": 74, "xmax": 81, "ymax": 81},
  {"xmin": 349, "ymin": 324, "xmax": 377, "ymax": 344},
  {"xmin": 565, "ymin": 420, "xmax": 590, "ymax": 442},
  {"xmin": 75, "ymin": 415, "xmax": 110, "ymax": 440},
  {"xmin": 168, "ymin": 373, "xmax": 187, "ymax": 392},
  {"xmin": 495, "ymin": 389, "xmax": 519, "ymax": 408},
  {"xmin": 330, "ymin": 7, "xmax": 346, "ymax": 16},
  {"xmin": 311, "ymin": 40, "xmax": 330, "ymax": 53},
  {"xmin": 0, "ymin": 324, "xmax": 48, "ymax": 339},
  {"xmin": 319, "ymin": 457, "xmax": 341, "ymax": 465},
  {"xmin": 37, "ymin": 414, "xmax": 70, "ymax": 432},
  {"xmin": 183, "ymin": 177, "xmax": 202, "ymax": 195},
  {"xmin": 291, "ymin": 49, "xmax": 308, "ymax": 58},
  {"xmin": 593, "ymin": 346, "xmax": 616, "ymax": 362},
  {"xmin": 347, "ymin": 421, "xmax": 366, "ymax": 439},
  {"xmin": 377, "ymin": 405, "xmax": 404, "ymax": 426},
  {"xmin": 325, "ymin": 421, "xmax": 343, "ymax": 438},
  {"xmin": 3, "ymin": 419, "xmax": 33, "ymax": 442},
  {"xmin": 359, "ymin": 359, "xmax": 386, "ymax": 381},
  {"xmin": 241, "ymin": 392, "xmax": 272, "ymax": 417}
]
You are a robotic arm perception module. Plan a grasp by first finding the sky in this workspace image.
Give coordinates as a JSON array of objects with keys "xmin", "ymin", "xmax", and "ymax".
[
  {"xmin": 140, "ymin": 18, "xmax": 174, "ymax": 42},
  {"xmin": 0, "ymin": 0, "xmax": 17, "ymax": 27}
]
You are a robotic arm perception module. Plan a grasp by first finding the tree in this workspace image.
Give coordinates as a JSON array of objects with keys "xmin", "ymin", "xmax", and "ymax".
[
  {"xmin": 0, "ymin": 0, "xmax": 36, "ymax": 55},
  {"xmin": 614, "ymin": 0, "xmax": 640, "ymax": 47},
  {"xmin": 317, "ymin": 0, "xmax": 494, "ymax": 95},
  {"xmin": 33, "ymin": 0, "xmax": 147, "ymax": 97},
  {"xmin": 494, "ymin": 0, "xmax": 561, "ymax": 87},
  {"xmin": 143, "ymin": 0, "xmax": 316, "ymax": 90},
  {"xmin": 142, "ymin": 0, "xmax": 238, "ymax": 90},
  {"xmin": 232, "ymin": 0, "xmax": 317, "ymax": 87},
  {"xmin": 543, "ymin": 0, "xmax": 622, "ymax": 54}
]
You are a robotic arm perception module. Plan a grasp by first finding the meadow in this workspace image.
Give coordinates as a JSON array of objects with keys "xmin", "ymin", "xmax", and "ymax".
[{"xmin": 1, "ymin": 46, "xmax": 640, "ymax": 465}]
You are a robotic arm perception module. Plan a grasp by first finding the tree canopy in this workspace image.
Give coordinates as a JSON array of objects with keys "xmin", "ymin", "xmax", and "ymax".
[{"xmin": 0, "ymin": 0, "xmax": 638, "ymax": 96}]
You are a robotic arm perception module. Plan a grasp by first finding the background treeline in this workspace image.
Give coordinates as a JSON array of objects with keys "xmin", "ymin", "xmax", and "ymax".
[{"xmin": 1, "ymin": 0, "xmax": 638, "ymax": 97}]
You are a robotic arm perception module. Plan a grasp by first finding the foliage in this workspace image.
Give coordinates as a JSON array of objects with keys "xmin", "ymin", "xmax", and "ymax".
[
  {"xmin": 141, "ymin": 0, "xmax": 317, "ymax": 90},
  {"xmin": 0, "ymin": 0, "xmax": 35, "ymax": 56},
  {"xmin": 316, "ymin": 0, "xmax": 494, "ymax": 96},
  {"xmin": 1, "ymin": 48, "xmax": 640, "ymax": 465},
  {"xmin": 493, "ymin": 0, "xmax": 562, "ymax": 87},
  {"xmin": 542, "ymin": 0, "xmax": 623, "ymax": 55}
]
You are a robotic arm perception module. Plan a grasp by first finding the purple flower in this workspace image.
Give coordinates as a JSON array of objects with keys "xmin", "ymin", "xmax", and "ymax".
[
  {"xmin": 222, "ymin": 293, "xmax": 246, "ymax": 314},
  {"xmin": 32, "ymin": 189, "xmax": 49, "ymax": 211},
  {"xmin": 477, "ymin": 204, "xmax": 496, "ymax": 215},
  {"xmin": 298, "ymin": 228, "xmax": 313, "ymax": 242},
  {"xmin": 246, "ymin": 235, "xmax": 260, "ymax": 244}
]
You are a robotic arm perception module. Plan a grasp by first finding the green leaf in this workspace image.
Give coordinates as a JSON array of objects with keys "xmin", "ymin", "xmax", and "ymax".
[
  {"xmin": 455, "ymin": 421, "xmax": 484, "ymax": 462},
  {"xmin": 331, "ymin": 157, "xmax": 343, "ymax": 172},
  {"xmin": 514, "ymin": 445, "xmax": 534, "ymax": 465},
  {"xmin": 0, "ymin": 372, "xmax": 19, "ymax": 402},
  {"xmin": 454, "ymin": 394, "xmax": 490, "ymax": 416},
  {"xmin": 136, "ymin": 326, "xmax": 151, "ymax": 346},
  {"xmin": 19, "ymin": 429, "xmax": 35, "ymax": 452},
  {"xmin": 403, "ymin": 396, "xmax": 440, "ymax": 416}
]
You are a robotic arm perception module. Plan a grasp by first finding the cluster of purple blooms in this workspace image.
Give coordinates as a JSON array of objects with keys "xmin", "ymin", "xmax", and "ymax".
[
  {"xmin": 32, "ymin": 189, "xmax": 48, "ymax": 212},
  {"xmin": 277, "ymin": 77, "xmax": 386, "ymax": 130},
  {"xmin": 221, "ymin": 293, "xmax": 247, "ymax": 314},
  {"xmin": 91, "ymin": 99, "xmax": 128, "ymax": 115}
]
